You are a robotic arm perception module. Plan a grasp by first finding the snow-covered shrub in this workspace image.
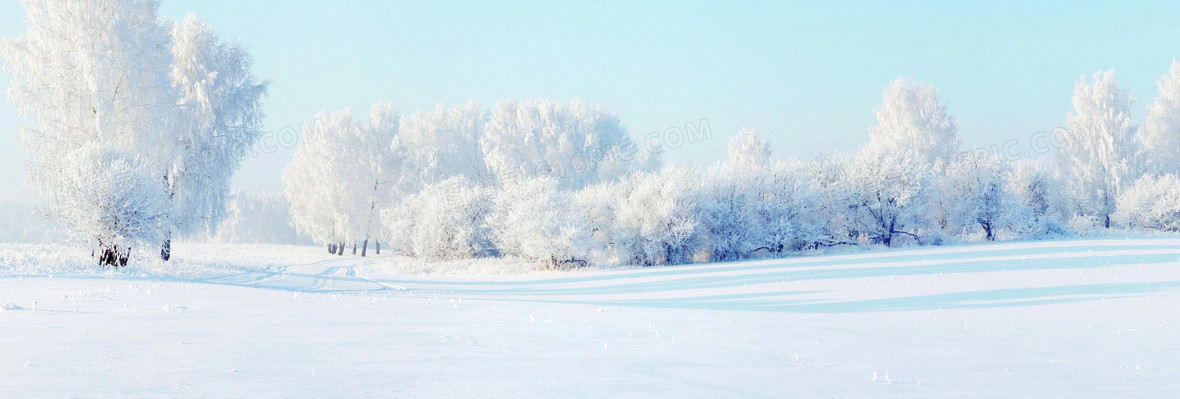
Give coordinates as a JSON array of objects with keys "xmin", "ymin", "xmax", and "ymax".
[
  {"xmin": 613, "ymin": 165, "xmax": 704, "ymax": 265},
  {"xmin": 487, "ymin": 177, "xmax": 592, "ymax": 267},
  {"xmin": 1113, "ymin": 174, "xmax": 1180, "ymax": 232},
  {"xmin": 382, "ymin": 177, "xmax": 495, "ymax": 260},
  {"xmin": 942, "ymin": 151, "xmax": 1024, "ymax": 241},
  {"xmin": 845, "ymin": 145, "xmax": 932, "ymax": 247},
  {"xmin": 50, "ymin": 146, "xmax": 171, "ymax": 266},
  {"xmin": 760, "ymin": 160, "xmax": 826, "ymax": 251},
  {"xmin": 698, "ymin": 139, "xmax": 824, "ymax": 260},
  {"xmin": 805, "ymin": 154, "xmax": 859, "ymax": 246},
  {"xmin": 1008, "ymin": 159, "xmax": 1069, "ymax": 238},
  {"xmin": 699, "ymin": 165, "xmax": 763, "ymax": 261},
  {"xmin": 572, "ymin": 179, "xmax": 633, "ymax": 263}
]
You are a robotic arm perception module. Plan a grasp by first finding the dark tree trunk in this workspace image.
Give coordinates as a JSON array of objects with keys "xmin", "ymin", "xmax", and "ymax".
[
  {"xmin": 361, "ymin": 239, "xmax": 369, "ymax": 257},
  {"xmin": 352, "ymin": 243, "xmax": 357, "ymax": 255},
  {"xmin": 98, "ymin": 244, "xmax": 130, "ymax": 268},
  {"xmin": 328, "ymin": 243, "xmax": 336, "ymax": 254},
  {"xmin": 337, "ymin": 242, "xmax": 345, "ymax": 256},
  {"xmin": 375, "ymin": 241, "xmax": 380, "ymax": 255},
  {"xmin": 160, "ymin": 239, "xmax": 171, "ymax": 261}
]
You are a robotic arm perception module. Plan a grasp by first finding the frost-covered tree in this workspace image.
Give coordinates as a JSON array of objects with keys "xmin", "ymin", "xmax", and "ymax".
[
  {"xmin": 699, "ymin": 165, "xmax": 762, "ymax": 261},
  {"xmin": 943, "ymin": 151, "xmax": 1021, "ymax": 241},
  {"xmin": 613, "ymin": 165, "xmax": 703, "ymax": 265},
  {"xmin": 487, "ymin": 177, "xmax": 592, "ymax": 267},
  {"xmin": 163, "ymin": 14, "xmax": 268, "ymax": 257},
  {"xmin": 52, "ymin": 145, "xmax": 171, "ymax": 266},
  {"xmin": 1008, "ymin": 159, "xmax": 1068, "ymax": 238},
  {"xmin": 805, "ymin": 154, "xmax": 858, "ymax": 246},
  {"xmin": 868, "ymin": 78, "xmax": 960, "ymax": 164},
  {"xmin": 760, "ymin": 160, "xmax": 826, "ymax": 251},
  {"xmin": 482, "ymin": 99, "xmax": 642, "ymax": 189},
  {"xmin": 727, "ymin": 128, "xmax": 772, "ymax": 168},
  {"xmin": 1113, "ymin": 174, "xmax": 1180, "ymax": 232},
  {"xmin": 846, "ymin": 145, "xmax": 931, "ymax": 247},
  {"xmin": 1139, "ymin": 60, "xmax": 1180, "ymax": 175},
  {"xmin": 284, "ymin": 106, "xmax": 398, "ymax": 255},
  {"xmin": 1057, "ymin": 70, "xmax": 1137, "ymax": 228},
  {"xmin": 212, "ymin": 190, "xmax": 310, "ymax": 245},
  {"xmin": 699, "ymin": 132, "xmax": 822, "ymax": 260},
  {"xmin": 380, "ymin": 177, "xmax": 495, "ymax": 260},
  {"xmin": 395, "ymin": 102, "xmax": 489, "ymax": 187},
  {"xmin": 2, "ymin": 0, "xmax": 266, "ymax": 263}
]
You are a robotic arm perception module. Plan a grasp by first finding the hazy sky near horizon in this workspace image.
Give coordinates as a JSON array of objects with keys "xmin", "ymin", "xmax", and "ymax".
[{"xmin": 2, "ymin": 0, "xmax": 1180, "ymax": 203}]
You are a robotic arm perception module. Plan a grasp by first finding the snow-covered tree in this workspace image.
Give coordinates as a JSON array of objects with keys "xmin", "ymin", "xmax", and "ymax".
[
  {"xmin": 699, "ymin": 165, "xmax": 762, "ymax": 261},
  {"xmin": 395, "ymin": 102, "xmax": 489, "ymax": 187},
  {"xmin": 284, "ymin": 106, "xmax": 398, "ymax": 255},
  {"xmin": 487, "ymin": 177, "xmax": 592, "ymax": 267},
  {"xmin": 1008, "ymin": 159, "xmax": 1068, "ymax": 238},
  {"xmin": 1057, "ymin": 70, "xmax": 1137, "ymax": 228},
  {"xmin": 805, "ymin": 154, "xmax": 858, "ymax": 246},
  {"xmin": 760, "ymin": 160, "xmax": 826, "ymax": 251},
  {"xmin": 212, "ymin": 190, "xmax": 310, "ymax": 245},
  {"xmin": 52, "ymin": 145, "xmax": 171, "ymax": 267},
  {"xmin": 613, "ymin": 165, "xmax": 703, "ymax": 265},
  {"xmin": 727, "ymin": 128, "xmax": 772, "ymax": 168},
  {"xmin": 481, "ymin": 99, "xmax": 642, "ymax": 189},
  {"xmin": 1139, "ymin": 60, "xmax": 1180, "ymax": 175},
  {"xmin": 868, "ymin": 78, "xmax": 960, "ymax": 164},
  {"xmin": 2, "ymin": 0, "xmax": 266, "ymax": 263},
  {"xmin": 381, "ymin": 177, "xmax": 495, "ymax": 260},
  {"xmin": 942, "ymin": 151, "xmax": 1021, "ymax": 241},
  {"xmin": 163, "ymin": 13, "xmax": 268, "ymax": 257},
  {"xmin": 699, "ymin": 132, "xmax": 822, "ymax": 260},
  {"xmin": 1113, "ymin": 174, "xmax": 1180, "ymax": 232},
  {"xmin": 845, "ymin": 145, "xmax": 932, "ymax": 247}
]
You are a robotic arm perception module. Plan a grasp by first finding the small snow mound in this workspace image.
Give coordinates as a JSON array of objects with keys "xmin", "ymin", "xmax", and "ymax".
[
  {"xmin": 164, "ymin": 305, "xmax": 188, "ymax": 312},
  {"xmin": 1, "ymin": 303, "xmax": 23, "ymax": 311}
]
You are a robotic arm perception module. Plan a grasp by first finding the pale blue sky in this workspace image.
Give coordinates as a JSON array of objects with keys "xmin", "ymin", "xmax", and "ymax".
[{"xmin": 2, "ymin": 0, "xmax": 1180, "ymax": 202}]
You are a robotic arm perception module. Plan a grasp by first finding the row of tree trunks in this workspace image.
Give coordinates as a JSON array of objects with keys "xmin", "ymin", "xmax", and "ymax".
[{"xmin": 327, "ymin": 240, "xmax": 381, "ymax": 257}]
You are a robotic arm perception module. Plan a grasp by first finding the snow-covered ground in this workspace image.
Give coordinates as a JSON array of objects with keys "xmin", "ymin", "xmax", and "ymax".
[{"xmin": 2, "ymin": 237, "xmax": 1179, "ymax": 398}]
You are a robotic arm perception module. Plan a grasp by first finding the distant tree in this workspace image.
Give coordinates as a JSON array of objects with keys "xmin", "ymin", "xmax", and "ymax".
[
  {"xmin": 1056, "ymin": 70, "xmax": 1137, "ymax": 228},
  {"xmin": 1, "ymin": 0, "xmax": 266, "ymax": 264},
  {"xmin": 727, "ymin": 128, "xmax": 772, "ymax": 169},
  {"xmin": 284, "ymin": 106, "xmax": 398, "ymax": 255},
  {"xmin": 395, "ymin": 102, "xmax": 489, "ymax": 187},
  {"xmin": 212, "ymin": 190, "xmax": 311, "ymax": 245},
  {"xmin": 1139, "ymin": 60, "xmax": 1180, "ymax": 175},
  {"xmin": 868, "ymin": 78, "xmax": 960, "ymax": 164},
  {"xmin": 481, "ymin": 99, "xmax": 642, "ymax": 189}
]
